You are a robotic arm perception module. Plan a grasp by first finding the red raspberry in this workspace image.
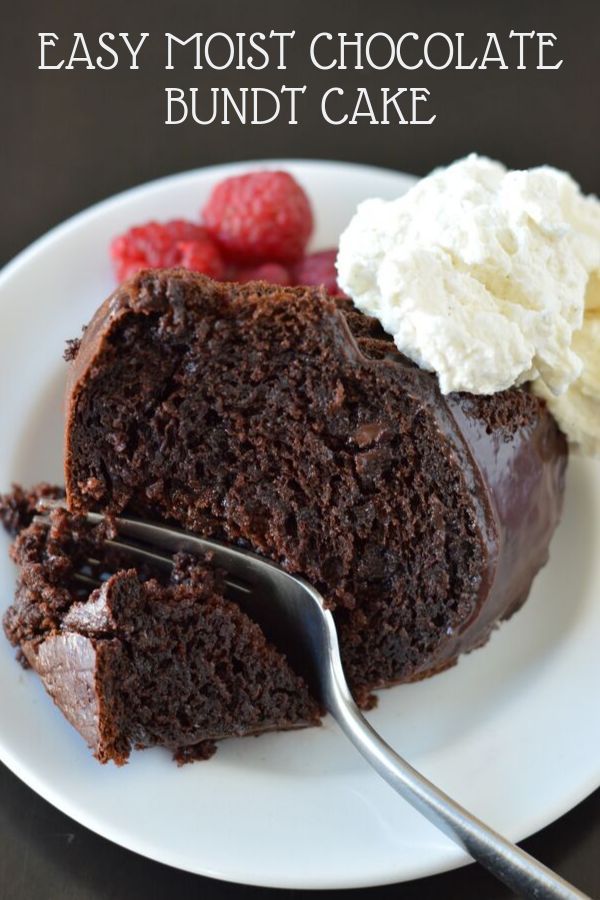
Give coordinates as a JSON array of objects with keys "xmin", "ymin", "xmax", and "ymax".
[
  {"xmin": 110, "ymin": 220, "xmax": 220, "ymax": 281},
  {"xmin": 292, "ymin": 249, "xmax": 346, "ymax": 296},
  {"xmin": 177, "ymin": 239, "xmax": 225, "ymax": 279},
  {"xmin": 202, "ymin": 171, "xmax": 313, "ymax": 264},
  {"xmin": 235, "ymin": 262, "xmax": 291, "ymax": 285}
]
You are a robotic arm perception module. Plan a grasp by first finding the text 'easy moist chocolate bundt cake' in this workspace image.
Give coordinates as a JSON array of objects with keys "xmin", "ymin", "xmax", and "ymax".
[{"xmin": 62, "ymin": 269, "xmax": 567, "ymax": 704}]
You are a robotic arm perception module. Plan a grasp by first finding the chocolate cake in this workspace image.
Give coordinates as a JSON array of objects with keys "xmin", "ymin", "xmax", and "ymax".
[
  {"xmin": 61, "ymin": 269, "xmax": 567, "ymax": 702},
  {"xmin": 2, "ymin": 497, "xmax": 320, "ymax": 764}
]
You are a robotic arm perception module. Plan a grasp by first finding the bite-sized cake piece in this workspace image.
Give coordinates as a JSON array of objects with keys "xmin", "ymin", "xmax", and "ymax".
[
  {"xmin": 2, "ymin": 502, "xmax": 321, "ymax": 764},
  {"xmin": 0, "ymin": 482, "xmax": 64, "ymax": 536},
  {"xmin": 64, "ymin": 270, "xmax": 568, "ymax": 697}
]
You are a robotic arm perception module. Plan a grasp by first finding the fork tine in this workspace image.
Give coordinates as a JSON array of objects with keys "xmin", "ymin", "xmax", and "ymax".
[
  {"xmin": 105, "ymin": 539, "xmax": 172, "ymax": 571},
  {"xmin": 105, "ymin": 538, "xmax": 252, "ymax": 596},
  {"xmin": 33, "ymin": 510, "xmax": 252, "ymax": 597},
  {"xmin": 73, "ymin": 572, "xmax": 101, "ymax": 588}
]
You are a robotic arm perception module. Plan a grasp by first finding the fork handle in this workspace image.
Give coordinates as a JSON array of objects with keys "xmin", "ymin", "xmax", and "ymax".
[{"xmin": 327, "ymin": 687, "xmax": 588, "ymax": 899}]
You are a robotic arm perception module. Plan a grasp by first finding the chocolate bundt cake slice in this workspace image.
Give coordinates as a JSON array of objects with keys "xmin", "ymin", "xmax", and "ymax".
[
  {"xmin": 3, "ymin": 499, "xmax": 320, "ymax": 764},
  {"xmin": 64, "ymin": 269, "xmax": 567, "ymax": 700}
]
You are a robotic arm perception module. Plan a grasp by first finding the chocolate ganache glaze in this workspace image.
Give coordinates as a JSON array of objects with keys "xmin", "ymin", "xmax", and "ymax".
[{"xmin": 62, "ymin": 269, "xmax": 567, "ymax": 700}]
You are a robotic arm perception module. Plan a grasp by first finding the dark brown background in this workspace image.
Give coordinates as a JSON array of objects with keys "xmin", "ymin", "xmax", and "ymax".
[{"xmin": 1, "ymin": 1, "xmax": 599, "ymax": 897}]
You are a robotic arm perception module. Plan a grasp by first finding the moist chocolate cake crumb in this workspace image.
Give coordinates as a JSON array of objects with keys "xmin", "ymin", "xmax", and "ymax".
[
  {"xmin": 2, "ymin": 504, "xmax": 321, "ymax": 764},
  {"xmin": 0, "ymin": 483, "xmax": 64, "ymax": 536},
  {"xmin": 174, "ymin": 741, "xmax": 217, "ymax": 764},
  {"xmin": 64, "ymin": 324, "xmax": 88, "ymax": 362},
  {"xmin": 64, "ymin": 338, "xmax": 81, "ymax": 362},
  {"xmin": 63, "ymin": 269, "xmax": 567, "ymax": 696}
]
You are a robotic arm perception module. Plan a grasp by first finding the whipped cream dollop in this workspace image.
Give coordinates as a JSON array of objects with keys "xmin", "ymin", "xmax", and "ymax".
[
  {"xmin": 534, "ymin": 272, "xmax": 600, "ymax": 455},
  {"xmin": 337, "ymin": 154, "xmax": 600, "ymax": 455}
]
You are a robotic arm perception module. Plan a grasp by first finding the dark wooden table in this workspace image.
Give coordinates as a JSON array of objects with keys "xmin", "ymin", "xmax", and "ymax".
[{"xmin": 1, "ymin": 1, "xmax": 599, "ymax": 897}]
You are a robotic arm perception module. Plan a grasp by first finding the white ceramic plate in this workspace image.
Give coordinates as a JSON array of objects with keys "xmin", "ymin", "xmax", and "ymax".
[{"xmin": 0, "ymin": 160, "xmax": 599, "ymax": 890}]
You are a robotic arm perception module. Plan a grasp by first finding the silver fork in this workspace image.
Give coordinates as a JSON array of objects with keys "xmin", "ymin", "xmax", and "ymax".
[{"xmin": 40, "ymin": 505, "xmax": 588, "ymax": 899}]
